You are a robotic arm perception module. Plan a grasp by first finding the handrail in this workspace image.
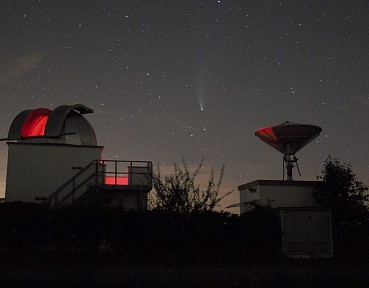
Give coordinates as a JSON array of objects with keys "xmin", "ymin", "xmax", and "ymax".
[
  {"xmin": 42, "ymin": 160, "xmax": 98, "ymax": 206},
  {"xmin": 42, "ymin": 159, "xmax": 153, "ymax": 207},
  {"xmin": 54, "ymin": 173, "xmax": 96, "ymax": 207},
  {"xmin": 100, "ymin": 159, "xmax": 153, "ymax": 188}
]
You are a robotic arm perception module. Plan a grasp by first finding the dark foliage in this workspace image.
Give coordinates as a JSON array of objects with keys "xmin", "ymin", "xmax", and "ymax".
[
  {"xmin": 0, "ymin": 203, "xmax": 282, "ymax": 267},
  {"xmin": 313, "ymin": 156, "xmax": 368, "ymax": 226},
  {"xmin": 150, "ymin": 158, "xmax": 232, "ymax": 213},
  {"xmin": 313, "ymin": 156, "xmax": 369, "ymax": 259}
]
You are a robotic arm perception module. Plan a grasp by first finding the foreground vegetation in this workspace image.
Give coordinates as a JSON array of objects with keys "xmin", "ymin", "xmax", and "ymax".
[
  {"xmin": 1, "ymin": 156, "xmax": 369, "ymax": 277},
  {"xmin": 1, "ymin": 205, "xmax": 369, "ymax": 288},
  {"xmin": 0, "ymin": 203, "xmax": 282, "ymax": 268},
  {"xmin": 313, "ymin": 156, "xmax": 369, "ymax": 259},
  {"xmin": 150, "ymin": 158, "xmax": 232, "ymax": 213},
  {"xmin": 1, "ymin": 203, "xmax": 369, "ymax": 269}
]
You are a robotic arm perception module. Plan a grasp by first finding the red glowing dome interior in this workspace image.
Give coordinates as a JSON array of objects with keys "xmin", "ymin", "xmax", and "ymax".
[{"xmin": 21, "ymin": 108, "xmax": 52, "ymax": 138}]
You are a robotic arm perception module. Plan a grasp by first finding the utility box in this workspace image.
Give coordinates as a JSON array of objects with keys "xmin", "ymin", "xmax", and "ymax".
[{"xmin": 280, "ymin": 208, "xmax": 333, "ymax": 258}]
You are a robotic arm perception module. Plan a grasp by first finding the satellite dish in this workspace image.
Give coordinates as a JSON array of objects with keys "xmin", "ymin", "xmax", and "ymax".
[{"xmin": 255, "ymin": 121, "xmax": 322, "ymax": 181}]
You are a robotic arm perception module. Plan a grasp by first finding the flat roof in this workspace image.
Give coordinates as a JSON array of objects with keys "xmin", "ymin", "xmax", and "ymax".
[
  {"xmin": 7, "ymin": 141, "xmax": 103, "ymax": 149},
  {"xmin": 238, "ymin": 179, "xmax": 321, "ymax": 190}
]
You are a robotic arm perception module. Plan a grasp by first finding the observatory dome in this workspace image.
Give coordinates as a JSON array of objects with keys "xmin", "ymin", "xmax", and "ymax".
[{"xmin": 7, "ymin": 104, "xmax": 97, "ymax": 146}]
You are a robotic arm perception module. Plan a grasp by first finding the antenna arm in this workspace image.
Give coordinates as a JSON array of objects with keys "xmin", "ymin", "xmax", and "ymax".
[{"xmin": 294, "ymin": 155, "xmax": 301, "ymax": 176}]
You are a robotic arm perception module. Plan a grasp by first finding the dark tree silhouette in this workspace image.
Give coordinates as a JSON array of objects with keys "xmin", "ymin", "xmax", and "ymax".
[
  {"xmin": 149, "ymin": 158, "xmax": 232, "ymax": 213},
  {"xmin": 313, "ymin": 156, "xmax": 368, "ymax": 228}
]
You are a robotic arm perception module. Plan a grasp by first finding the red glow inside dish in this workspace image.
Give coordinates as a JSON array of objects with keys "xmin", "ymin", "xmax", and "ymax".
[{"xmin": 256, "ymin": 126, "xmax": 276, "ymax": 140}]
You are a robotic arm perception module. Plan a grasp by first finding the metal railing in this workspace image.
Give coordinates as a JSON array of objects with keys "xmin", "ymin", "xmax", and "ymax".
[
  {"xmin": 100, "ymin": 159, "xmax": 153, "ymax": 188},
  {"xmin": 42, "ymin": 160, "xmax": 153, "ymax": 207}
]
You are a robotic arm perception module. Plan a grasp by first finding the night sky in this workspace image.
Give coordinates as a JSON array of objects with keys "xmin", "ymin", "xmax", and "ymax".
[{"xmin": 1, "ymin": 0, "xmax": 368, "ymax": 211}]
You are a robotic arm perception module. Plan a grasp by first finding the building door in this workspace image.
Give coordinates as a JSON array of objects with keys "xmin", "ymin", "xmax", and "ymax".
[{"xmin": 281, "ymin": 209, "xmax": 333, "ymax": 258}]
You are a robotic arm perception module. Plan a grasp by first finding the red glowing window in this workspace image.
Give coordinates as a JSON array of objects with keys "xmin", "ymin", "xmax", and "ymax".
[
  {"xmin": 21, "ymin": 108, "xmax": 52, "ymax": 138},
  {"xmin": 105, "ymin": 176, "xmax": 128, "ymax": 185}
]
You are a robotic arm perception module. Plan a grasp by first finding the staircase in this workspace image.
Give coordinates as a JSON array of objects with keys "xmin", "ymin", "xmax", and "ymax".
[{"xmin": 42, "ymin": 160, "xmax": 152, "ymax": 208}]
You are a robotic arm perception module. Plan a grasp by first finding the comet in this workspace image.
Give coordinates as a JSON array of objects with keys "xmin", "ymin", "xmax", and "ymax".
[
  {"xmin": 198, "ymin": 94, "xmax": 204, "ymax": 111},
  {"xmin": 199, "ymin": 101, "xmax": 204, "ymax": 111}
]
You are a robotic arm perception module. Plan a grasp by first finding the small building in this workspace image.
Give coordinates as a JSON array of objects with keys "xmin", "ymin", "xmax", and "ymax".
[
  {"xmin": 238, "ymin": 122, "xmax": 334, "ymax": 258},
  {"xmin": 2, "ymin": 104, "xmax": 152, "ymax": 210},
  {"xmin": 238, "ymin": 180, "xmax": 333, "ymax": 258}
]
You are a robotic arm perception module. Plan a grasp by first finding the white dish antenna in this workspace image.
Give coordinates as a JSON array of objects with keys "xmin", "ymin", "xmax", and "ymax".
[{"xmin": 255, "ymin": 121, "xmax": 322, "ymax": 181}]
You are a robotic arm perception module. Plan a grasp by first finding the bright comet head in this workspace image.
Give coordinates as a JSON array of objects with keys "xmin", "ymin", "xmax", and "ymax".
[{"xmin": 199, "ymin": 101, "xmax": 204, "ymax": 111}]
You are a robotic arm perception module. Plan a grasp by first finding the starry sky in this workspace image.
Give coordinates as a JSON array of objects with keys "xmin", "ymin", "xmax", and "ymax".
[{"xmin": 1, "ymin": 0, "xmax": 368, "ymax": 211}]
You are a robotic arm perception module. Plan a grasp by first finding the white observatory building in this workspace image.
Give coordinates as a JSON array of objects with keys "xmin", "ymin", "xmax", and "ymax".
[
  {"xmin": 238, "ymin": 122, "xmax": 333, "ymax": 258},
  {"xmin": 3, "ymin": 104, "xmax": 152, "ymax": 210}
]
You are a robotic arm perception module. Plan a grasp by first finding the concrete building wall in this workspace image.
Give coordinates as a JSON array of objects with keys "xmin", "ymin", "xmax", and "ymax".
[
  {"xmin": 259, "ymin": 184, "xmax": 318, "ymax": 207},
  {"xmin": 239, "ymin": 180, "xmax": 320, "ymax": 213},
  {"xmin": 239, "ymin": 185, "xmax": 260, "ymax": 208},
  {"xmin": 5, "ymin": 142, "xmax": 102, "ymax": 202}
]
